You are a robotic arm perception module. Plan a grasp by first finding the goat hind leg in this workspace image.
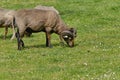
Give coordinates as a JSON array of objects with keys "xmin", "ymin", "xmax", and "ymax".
[
  {"xmin": 16, "ymin": 29, "xmax": 22, "ymax": 50},
  {"xmin": 10, "ymin": 28, "xmax": 16, "ymax": 40},
  {"xmin": 20, "ymin": 39, "xmax": 24, "ymax": 48},
  {"xmin": 16, "ymin": 33, "xmax": 21, "ymax": 50}
]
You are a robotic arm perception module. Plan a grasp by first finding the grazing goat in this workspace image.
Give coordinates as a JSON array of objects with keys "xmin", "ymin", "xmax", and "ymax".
[
  {"xmin": 14, "ymin": 9, "xmax": 77, "ymax": 50},
  {"xmin": 0, "ymin": 8, "xmax": 16, "ymax": 40}
]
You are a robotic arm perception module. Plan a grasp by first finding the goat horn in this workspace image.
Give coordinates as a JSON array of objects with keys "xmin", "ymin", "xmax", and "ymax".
[{"xmin": 61, "ymin": 30, "xmax": 73, "ymax": 37}]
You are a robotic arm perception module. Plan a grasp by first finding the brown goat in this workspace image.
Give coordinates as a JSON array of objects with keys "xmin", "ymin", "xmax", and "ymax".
[
  {"xmin": 14, "ymin": 9, "xmax": 76, "ymax": 50},
  {"xmin": 0, "ymin": 8, "xmax": 16, "ymax": 40}
]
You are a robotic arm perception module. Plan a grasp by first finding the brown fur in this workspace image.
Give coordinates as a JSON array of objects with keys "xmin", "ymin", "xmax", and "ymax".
[
  {"xmin": 34, "ymin": 5, "xmax": 59, "ymax": 14},
  {"xmin": 0, "ymin": 8, "xmax": 16, "ymax": 40},
  {"xmin": 14, "ymin": 9, "xmax": 76, "ymax": 50}
]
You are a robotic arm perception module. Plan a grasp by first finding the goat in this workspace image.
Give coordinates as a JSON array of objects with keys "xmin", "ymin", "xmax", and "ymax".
[
  {"xmin": 0, "ymin": 8, "xmax": 16, "ymax": 40},
  {"xmin": 14, "ymin": 9, "xmax": 77, "ymax": 50}
]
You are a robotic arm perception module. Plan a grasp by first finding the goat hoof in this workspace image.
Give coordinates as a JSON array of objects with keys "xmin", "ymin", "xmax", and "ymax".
[
  {"xmin": 22, "ymin": 44, "xmax": 25, "ymax": 48},
  {"xmin": 46, "ymin": 44, "xmax": 53, "ymax": 48},
  {"xmin": 18, "ymin": 48, "xmax": 21, "ymax": 50},
  {"xmin": 10, "ymin": 38, "xmax": 15, "ymax": 40},
  {"xmin": 49, "ymin": 46, "xmax": 53, "ymax": 48},
  {"xmin": 48, "ymin": 45, "xmax": 53, "ymax": 48}
]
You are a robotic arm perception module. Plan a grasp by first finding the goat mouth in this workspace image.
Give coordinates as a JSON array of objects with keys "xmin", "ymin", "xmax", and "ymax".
[
  {"xmin": 68, "ymin": 44, "xmax": 74, "ymax": 47},
  {"xmin": 67, "ymin": 41, "xmax": 74, "ymax": 47}
]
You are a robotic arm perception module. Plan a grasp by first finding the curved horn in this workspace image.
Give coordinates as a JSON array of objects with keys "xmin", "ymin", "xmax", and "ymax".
[
  {"xmin": 61, "ymin": 30, "xmax": 73, "ymax": 37},
  {"xmin": 61, "ymin": 30, "xmax": 74, "ymax": 47}
]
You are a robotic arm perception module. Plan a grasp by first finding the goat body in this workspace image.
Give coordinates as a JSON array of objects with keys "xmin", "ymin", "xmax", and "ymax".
[
  {"xmin": 14, "ymin": 9, "xmax": 76, "ymax": 50},
  {"xmin": 0, "ymin": 8, "xmax": 16, "ymax": 40}
]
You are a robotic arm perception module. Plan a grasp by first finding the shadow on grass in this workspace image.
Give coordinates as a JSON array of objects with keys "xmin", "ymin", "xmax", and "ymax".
[
  {"xmin": 0, "ymin": 34, "xmax": 34, "ymax": 40},
  {"xmin": 25, "ymin": 43, "xmax": 60, "ymax": 49},
  {"xmin": 25, "ymin": 42, "xmax": 78, "ymax": 49}
]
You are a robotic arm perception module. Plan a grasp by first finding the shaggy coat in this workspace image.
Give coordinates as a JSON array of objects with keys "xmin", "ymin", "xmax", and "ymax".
[
  {"xmin": 0, "ymin": 8, "xmax": 15, "ymax": 40},
  {"xmin": 14, "ymin": 9, "xmax": 76, "ymax": 50},
  {"xmin": 34, "ymin": 5, "xmax": 59, "ymax": 14}
]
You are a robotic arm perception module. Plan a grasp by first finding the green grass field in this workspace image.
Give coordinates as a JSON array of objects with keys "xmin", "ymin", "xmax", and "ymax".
[{"xmin": 0, "ymin": 0, "xmax": 120, "ymax": 80}]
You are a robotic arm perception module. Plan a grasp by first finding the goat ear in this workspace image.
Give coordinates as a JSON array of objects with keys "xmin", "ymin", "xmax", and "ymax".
[
  {"xmin": 69, "ymin": 28, "xmax": 77, "ymax": 37},
  {"xmin": 69, "ymin": 28, "xmax": 76, "ymax": 33}
]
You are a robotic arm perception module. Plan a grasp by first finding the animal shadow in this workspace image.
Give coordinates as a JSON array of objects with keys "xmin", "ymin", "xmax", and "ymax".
[{"xmin": 25, "ymin": 43, "xmax": 60, "ymax": 49}]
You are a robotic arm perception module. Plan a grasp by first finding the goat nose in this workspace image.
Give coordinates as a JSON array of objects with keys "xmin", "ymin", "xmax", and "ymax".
[{"xmin": 68, "ymin": 40, "xmax": 74, "ymax": 47}]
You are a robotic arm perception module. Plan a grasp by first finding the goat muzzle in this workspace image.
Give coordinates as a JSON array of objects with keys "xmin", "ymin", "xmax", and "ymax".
[{"xmin": 67, "ymin": 39, "xmax": 74, "ymax": 47}]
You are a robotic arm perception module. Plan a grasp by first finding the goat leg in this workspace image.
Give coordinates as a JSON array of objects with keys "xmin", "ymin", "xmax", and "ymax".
[
  {"xmin": 3, "ymin": 27, "xmax": 8, "ymax": 39},
  {"xmin": 10, "ymin": 32, "xmax": 16, "ymax": 40},
  {"xmin": 45, "ymin": 32, "xmax": 52, "ymax": 48},
  {"xmin": 16, "ymin": 29, "xmax": 21, "ymax": 50},
  {"xmin": 10, "ymin": 26, "xmax": 16, "ymax": 40},
  {"xmin": 20, "ymin": 39, "xmax": 24, "ymax": 48},
  {"xmin": 17, "ymin": 35, "xmax": 21, "ymax": 50}
]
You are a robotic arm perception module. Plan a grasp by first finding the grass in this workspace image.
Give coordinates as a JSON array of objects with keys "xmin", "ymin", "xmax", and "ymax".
[{"xmin": 0, "ymin": 0, "xmax": 120, "ymax": 80}]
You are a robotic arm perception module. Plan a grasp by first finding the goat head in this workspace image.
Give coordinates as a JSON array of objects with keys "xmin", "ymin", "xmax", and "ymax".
[{"xmin": 61, "ymin": 28, "xmax": 77, "ymax": 47}]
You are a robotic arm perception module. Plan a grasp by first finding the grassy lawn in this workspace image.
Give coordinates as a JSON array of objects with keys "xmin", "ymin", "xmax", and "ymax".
[{"xmin": 0, "ymin": 0, "xmax": 120, "ymax": 80}]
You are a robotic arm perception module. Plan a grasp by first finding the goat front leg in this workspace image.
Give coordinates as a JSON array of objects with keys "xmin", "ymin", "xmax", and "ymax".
[
  {"xmin": 4, "ymin": 27, "xmax": 8, "ymax": 39},
  {"xmin": 45, "ymin": 32, "xmax": 52, "ymax": 48}
]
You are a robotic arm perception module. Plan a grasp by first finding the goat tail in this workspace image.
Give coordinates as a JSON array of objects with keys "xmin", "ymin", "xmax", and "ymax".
[
  {"xmin": 12, "ymin": 16, "xmax": 15, "ymax": 29},
  {"xmin": 12, "ymin": 16, "xmax": 19, "ymax": 38},
  {"xmin": 10, "ymin": 16, "xmax": 16, "ymax": 40}
]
